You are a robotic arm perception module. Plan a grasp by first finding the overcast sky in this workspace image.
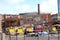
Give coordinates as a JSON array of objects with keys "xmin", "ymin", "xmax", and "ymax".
[{"xmin": 0, "ymin": 0, "xmax": 58, "ymax": 14}]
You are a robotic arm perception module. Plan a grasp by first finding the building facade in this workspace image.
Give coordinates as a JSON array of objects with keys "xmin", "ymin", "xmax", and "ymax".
[
  {"xmin": 0, "ymin": 14, "xmax": 4, "ymax": 33},
  {"xmin": 4, "ymin": 15, "xmax": 20, "ymax": 27},
  {"xmin": 19, "ymin": 12, "xmax": 51, "ymax": 26}
]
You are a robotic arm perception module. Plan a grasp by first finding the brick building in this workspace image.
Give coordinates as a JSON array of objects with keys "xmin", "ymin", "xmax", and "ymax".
[
  {"xmin": 19, "ymin": 12, "xmax": 51, "ymax": 26},
  {"xmin": 4, "ymin": 15, "xmax": 20, "ymax": 27},
  {"xmin": 19, "ymin": 4, "xmax": 52, "ymax": 26},
  {"xmin": 0, "ymin": 14, "xmax": 4, "ymax": 33}
]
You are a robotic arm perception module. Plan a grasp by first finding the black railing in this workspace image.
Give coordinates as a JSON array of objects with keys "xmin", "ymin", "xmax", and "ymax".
[
  {"xmin": 8, "ymin": 33, "xmax": 60, "ymax": 40},
  {"xmin": 0, "ymin": 33, "xmax": 2, "ymax": 40}
]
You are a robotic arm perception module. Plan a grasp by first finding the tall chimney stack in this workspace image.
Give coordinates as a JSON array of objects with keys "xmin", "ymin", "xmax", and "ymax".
[{"xmin": 38, "ymin": 4, "xmax": 40, "ymax": 15}]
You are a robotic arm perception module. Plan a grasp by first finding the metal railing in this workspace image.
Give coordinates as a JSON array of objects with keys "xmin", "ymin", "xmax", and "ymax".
[
  {"xmin": 0, "ymin": 33, "xmax": 2, "ymax": 40},
  {"xmin": 7, "ymin": 33, "xmax": 60, "ymax": 40}
]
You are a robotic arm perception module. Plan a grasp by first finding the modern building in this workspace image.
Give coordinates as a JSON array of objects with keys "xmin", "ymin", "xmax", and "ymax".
[
  {"xmin": 51, "ymin": 14, "xmax": 58, "ymax": 21},
  {"xmin": 51, "ymin": 14, "xmax": 59, "ymax": 25}
]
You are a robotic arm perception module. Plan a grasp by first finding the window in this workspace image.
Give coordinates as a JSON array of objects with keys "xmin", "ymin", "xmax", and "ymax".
[
  {"xmin": 20, "ymin": 21, "xmax": 24, "ymax": 25},
  {"xmin": 20, "ymin": 16, "xmax": 24, "ymax": 18},
  {"xmin": 21, "ymin": 18, "xmax": 24, "ymax": 20},
  {"xmin": 34, "ymin": 16, "xmax": 41, "ymax": 22},
  {"xmin": 12, "ymin": 15, "xmax": 17, "ymax": 18},
  {"xmin": 5, "ymin": 16, "xmax": 10, "ymax": 18},
  {"xmin": 27, "ymin": 15, "xmax": 32, "ymax": 19}
]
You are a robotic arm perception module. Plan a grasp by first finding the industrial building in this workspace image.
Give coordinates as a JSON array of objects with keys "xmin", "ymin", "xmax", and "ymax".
[{"xmin": 0, "ymin": 4, "xmax": 58, "ymax": 34}]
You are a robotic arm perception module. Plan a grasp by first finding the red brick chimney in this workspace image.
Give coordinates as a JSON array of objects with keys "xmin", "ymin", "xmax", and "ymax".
[{"xmin": 38, "ymin": 4, "xmax": 40, "ymax": 15}]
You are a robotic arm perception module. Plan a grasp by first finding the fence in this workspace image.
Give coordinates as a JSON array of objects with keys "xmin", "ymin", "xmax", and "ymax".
[
  {"xmin": 47, "ymin": 33, "xmax": 58, "ymax": 40},
  {"xmin": 0, "ymin": 33, "xmax": 59, "ymax": 40},
  {"xmin": 0, "ymin": 33, "xmax": 2, "ymax": 40},
  {"xmin": 7, "ymin": 33, "xmax": 60, "ymax": 40},
  {"xmin": 8, "ymin": 35, "xmax": 39, "ymax": 40}
]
